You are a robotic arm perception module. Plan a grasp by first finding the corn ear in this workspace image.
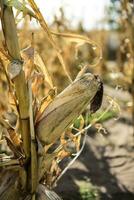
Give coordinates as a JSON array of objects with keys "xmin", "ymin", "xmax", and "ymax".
[{"xmin": 36, "ymin": 73, "xmax": 100, "ymax": 145}]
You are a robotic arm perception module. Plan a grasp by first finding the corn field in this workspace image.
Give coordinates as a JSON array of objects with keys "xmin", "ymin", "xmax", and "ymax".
[{"xmin": 0, "ymin": 0, "xmax": 134, "ymax": 200}]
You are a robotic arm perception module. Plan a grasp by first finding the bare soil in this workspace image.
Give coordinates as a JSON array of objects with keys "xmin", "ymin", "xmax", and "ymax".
[{"xmin": 55, "ymin": 86, "xmax": 134, "ymax": 200}]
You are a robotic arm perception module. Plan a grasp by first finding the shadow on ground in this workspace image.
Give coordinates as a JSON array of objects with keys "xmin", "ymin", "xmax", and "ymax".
[{"xmin": 55, "ymin": 115, "xmax": 134, "ymax": 200}]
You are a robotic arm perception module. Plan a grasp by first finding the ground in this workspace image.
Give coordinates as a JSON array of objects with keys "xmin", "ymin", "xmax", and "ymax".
[{"xmin": 55, "ymin": 85, "xmax": 134, "ymax": 200}]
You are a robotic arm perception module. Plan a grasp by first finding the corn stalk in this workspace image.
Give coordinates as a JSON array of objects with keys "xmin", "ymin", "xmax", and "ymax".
[
  {"xmin": 0, "ymin": 0, "xmax": 30, "ymax": 189},
  {"xmin": 0, "ymin": 1, "xmax": 103, "ymax": 199}
]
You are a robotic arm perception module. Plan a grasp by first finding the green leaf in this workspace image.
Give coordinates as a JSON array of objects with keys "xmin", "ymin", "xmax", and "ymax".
[{"xmin": 4, "ymin": 0, "xmax": 35, "ymax": 18}]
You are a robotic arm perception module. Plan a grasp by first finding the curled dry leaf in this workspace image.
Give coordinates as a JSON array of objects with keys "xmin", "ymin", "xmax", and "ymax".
[
  {"xmin": 22, "ymin": 46, "xmax": 54, "ymax": 88},
  {"xmin": 36, "ymin": 73, "xmax": 102, "ymax": 145},
  {"xmin": 51, "ymin": 30, "xmax": 102, "ymax": 66}
]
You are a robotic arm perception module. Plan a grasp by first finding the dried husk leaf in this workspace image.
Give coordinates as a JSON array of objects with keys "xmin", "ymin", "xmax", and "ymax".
[
  {"xmin": 36, "ymin": 73, "xmax": 100, "ymax": 145},
  {"xmin": 35, "ymin": 94, "xmax": 53, "ymax": 123}
]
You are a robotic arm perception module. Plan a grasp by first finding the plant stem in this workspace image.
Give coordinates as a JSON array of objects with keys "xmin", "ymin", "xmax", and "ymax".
[
  {"xmin": 0, "ymin": 0, "xmax": 31, "ymax": 188},
  {"xmin": 28, "ymin": 80, "xmax": 38, "ymax": 193}
]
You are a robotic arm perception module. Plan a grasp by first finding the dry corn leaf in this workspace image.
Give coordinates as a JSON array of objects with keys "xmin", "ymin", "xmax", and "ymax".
[
  {"xmin": 35, "ymin": 94, "xmax": 53, "ymax": 123},
  {"xmin": 51, "ymin": 31, "xmax": 102, "ymax": 66},
  {"xmin": 5, "ymin": 136, "xmax": 24, "ymax": 158},
  {"xmin": 35, "ymin": 87, "xmax": 56, "ymax": 123},
  {"xmin": 74, "ymin": 134, "xmax": 81, "ymax": 152},
  {"xmin": 0, "ymin": 47, "xmax": 11, "ymax": 61},
  {"xmin": 50, "ymin": 159, "xmax": 59, "ymax": 174},
  {"xmin": 49, "ymin": 160, "xmax": 61, "ymax": 185},
  {"xmin": 21, "ymin": 46, "xmax": 34, "ymax": 80},
  {"xmin": 0, "ymin": 94, "xmax": 8, "ymax": 113},
  {"xmin": 58, "ymin": 149, "xmax": 71, "ymax": 160},
  {"xmin": 28, "ymin": 0, "xmax": 72, "ymax": 82},
  {"xmin": 31, "ymin": 73, "xmax": 44, "ymax": 97},
  {"xmin": 8, "ymin": 91, "xmax": 18, "ymax": 112},
  {"xmin": 0, "ymin": 155, "xmax": 19, "ymax": 167},
  {"xmin": 34, "ymin": 52, "xmax": 54, "ymax": 89},
  {"xmin": 8, "ymin": 128, "xmax": 21, "ymax": 147},
  {"xmin": 21, "ymin": 46, "xmax": 34, "ymax": 60},
  {"xmin": 0, "ymin": 140, "xmax": 4, "ymax": 144},
  {"xmin": 60, "ymin": 132, "xmax": 67, "ymax": 146},
  {"xmin": 45, "ymin": 157, "xmax": 63, "ymax": 187},
  {"xmin": 38, "ymin": 152, "xmax": 58, "ymax": 182}
]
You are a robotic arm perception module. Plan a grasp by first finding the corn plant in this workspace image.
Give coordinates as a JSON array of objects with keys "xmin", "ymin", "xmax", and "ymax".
[{"xmin": 0, "ymin": 0, "xmax": 103, "ymax": 199}]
